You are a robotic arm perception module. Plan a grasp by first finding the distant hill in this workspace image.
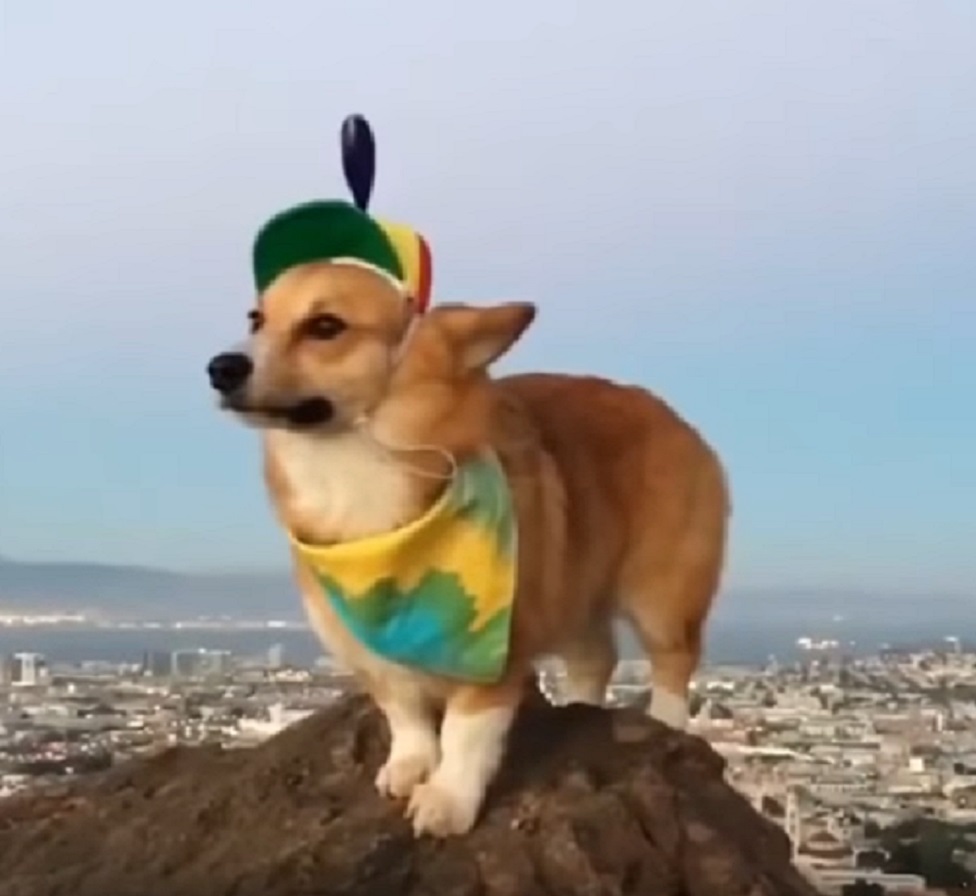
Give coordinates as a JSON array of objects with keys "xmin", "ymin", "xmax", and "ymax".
[
  {"xmin": 0, "ymin": 555, "xmax": 297, "ymax": 621},
  {"xmin": 0, "ymin": 554, "xmax": 969, "ymax": 629}
]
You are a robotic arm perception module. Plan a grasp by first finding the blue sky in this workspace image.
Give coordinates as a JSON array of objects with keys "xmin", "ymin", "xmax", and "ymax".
[{"xmin": 1, "ymin": 1, "xmax": 973, "ymax": 594}]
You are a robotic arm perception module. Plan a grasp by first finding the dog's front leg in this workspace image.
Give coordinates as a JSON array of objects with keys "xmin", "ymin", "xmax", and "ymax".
[
  {"xmin": 374, "ymin": 683, "xmax": 440, "ymax": 801},
  {"xmin": 407, "ymin": 673, "xmax": 523, "ymax": 838}
]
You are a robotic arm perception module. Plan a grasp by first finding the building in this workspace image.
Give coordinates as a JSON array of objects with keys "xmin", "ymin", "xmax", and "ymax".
[
  {"xmin": 10, "ymin": 652, "xmax": 48, "ymax": 686},
  {"xmin": 197, "ymin": 649, "xmax": 232, "ymax": 678},
  {"xmin": 171, "ymin": 649, "xmax": 233, "ymax": 679},
  {"xmin": 809, "ymin": 868, "xmax": 926, "ymax": 895},
  {"xmin": 267, "ymin": 643, "xmax": 285, "ymax": 669},
  {"xmin": 142, "ymin": 650, "xmax": 173, "ymax": 677}
]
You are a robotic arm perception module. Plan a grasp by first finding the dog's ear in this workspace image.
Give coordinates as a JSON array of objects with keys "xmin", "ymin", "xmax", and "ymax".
[{"xmin": 434, "ymin": 302, "xmax": 537, "ymax": 373}]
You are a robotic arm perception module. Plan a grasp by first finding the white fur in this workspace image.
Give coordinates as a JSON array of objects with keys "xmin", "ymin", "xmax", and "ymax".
[
  {"xmin": 375, "ymin": 690, "xmax": 441, "ymax": 799},
  {"xmin": 267, "ymin": 428, "xmax": 416, "ymax": 539},
  {"xmin": 649, "ymin": 688, "xmax": 689, "ymax": 730},
  {"xmin": 408, "ymin": 704, "xmax": 515, "ymax": 837}
]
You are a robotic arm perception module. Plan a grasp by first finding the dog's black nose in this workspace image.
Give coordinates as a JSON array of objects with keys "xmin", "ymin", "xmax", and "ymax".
[{"xmin": 207, "ymin": 352, "xmax": 253, "ymax": 394}]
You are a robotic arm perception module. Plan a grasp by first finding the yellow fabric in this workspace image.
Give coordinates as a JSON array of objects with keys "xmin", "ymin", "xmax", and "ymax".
[
  {"xmin": 288, "ymin": 451, "xmax": 517, "ymax": 682},
  {"xmin": 377, "ymin": 220, "xmax": 421, "ymax": 293}
]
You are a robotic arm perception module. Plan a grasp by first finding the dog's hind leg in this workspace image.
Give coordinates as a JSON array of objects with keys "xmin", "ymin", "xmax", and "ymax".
[
  {"xmin": 626, "ymin": 599, "xmax": 702, "ymax": 731},
  {"xmin": 618, "ymin": 466, "xmax": 728, "ymax": 730},
  {"xmin": 558, "ymin": 621, "xmax": 618, "ymax": 706}
]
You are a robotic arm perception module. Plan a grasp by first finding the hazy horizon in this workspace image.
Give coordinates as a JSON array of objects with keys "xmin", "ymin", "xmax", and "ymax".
[
  {"xmin": 2, "ymin": 3, "xmax": 974, "ymax": 596},
  {"xmin": 1, "ymin": 553, "xmax": 972, "ymax": 605}
]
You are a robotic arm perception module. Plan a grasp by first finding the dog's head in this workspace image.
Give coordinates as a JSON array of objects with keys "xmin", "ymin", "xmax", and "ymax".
[{"xmin": 207, "ymin": 260, "xmax": 535, "ymax": 436}]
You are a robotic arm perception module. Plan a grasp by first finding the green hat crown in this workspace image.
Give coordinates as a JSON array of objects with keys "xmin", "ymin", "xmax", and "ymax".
[{"xmin": 252, "ymin": 199, "xmax": 402, "ymax": 294}]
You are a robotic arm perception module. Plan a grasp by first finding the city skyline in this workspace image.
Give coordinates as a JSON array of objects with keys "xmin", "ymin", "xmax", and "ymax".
[
  {"xmin": 4, "ymin": 636, "xmax": 976, "ymax": 892},
  {"xmin": 2, "ymin": 2, "xmax": 974, "ymax": 595}
]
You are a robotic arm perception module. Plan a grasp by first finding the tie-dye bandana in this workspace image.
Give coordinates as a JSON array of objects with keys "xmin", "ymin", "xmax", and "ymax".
[{"xmin": 289, "ymin": 451, "xmax": 517, "ymax": 683}]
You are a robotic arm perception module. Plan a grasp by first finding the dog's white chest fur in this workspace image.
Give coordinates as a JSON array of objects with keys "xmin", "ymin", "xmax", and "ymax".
[
  {"xmin": 266, "ymin": 428, "xmax": 440, "ymax": 693},
  {"xmin": 267, "ymin": 429, "xmax": 416, "ymax": 540}
]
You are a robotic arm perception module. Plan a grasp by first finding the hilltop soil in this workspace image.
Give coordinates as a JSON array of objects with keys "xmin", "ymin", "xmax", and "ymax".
[{"xmin": 0, "ymin": 690, "xmax": 816, "ymax": 896}]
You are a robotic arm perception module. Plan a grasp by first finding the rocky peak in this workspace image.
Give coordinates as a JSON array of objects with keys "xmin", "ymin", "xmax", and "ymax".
[{"xmin": 0, "ymin": 690, "xmax": 816, "ymax": 896}]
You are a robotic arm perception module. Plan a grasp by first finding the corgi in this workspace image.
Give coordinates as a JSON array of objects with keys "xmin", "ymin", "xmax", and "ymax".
[{"xmin": 207, "ymin": 260, "xmax": 730, "ymax": 838}]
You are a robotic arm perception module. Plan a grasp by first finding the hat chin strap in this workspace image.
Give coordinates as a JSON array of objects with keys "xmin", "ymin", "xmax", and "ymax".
[
  {"xmin": 322, "ymin": 257, "xmax": 423, "ymax": 413},
  {"xmin": 391, "ymin": 310, "xmax": 421, "ymax": 366},
  {"xmin": 351, "ymin": 314, "xmax": 421, "ymax": 432},
  {"xmin": 327, "ymin": 256, "xmax": 422, "ymax": 366}
]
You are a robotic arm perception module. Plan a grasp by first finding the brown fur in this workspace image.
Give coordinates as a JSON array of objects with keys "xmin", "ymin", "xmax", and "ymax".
[{"xmin": 214, "ymin": 261, "xmax": 730, "ymax": 836}]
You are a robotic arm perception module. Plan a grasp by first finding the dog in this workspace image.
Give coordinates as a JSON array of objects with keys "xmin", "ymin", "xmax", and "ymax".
[{"xmin": 207, "ymin": 260, "xmax": 730, "ymax": 838}]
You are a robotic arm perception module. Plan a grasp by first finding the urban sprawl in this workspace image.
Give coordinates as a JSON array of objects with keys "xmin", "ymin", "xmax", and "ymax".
[{"xmin": 3, "ymin": 634, "xmax": 976, "ymax": 895}]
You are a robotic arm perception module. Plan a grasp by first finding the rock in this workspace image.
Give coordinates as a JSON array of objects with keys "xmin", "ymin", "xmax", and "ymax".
[{"xmin": 0, "ymin": 690, "xmax": 817, "ymax": 896}]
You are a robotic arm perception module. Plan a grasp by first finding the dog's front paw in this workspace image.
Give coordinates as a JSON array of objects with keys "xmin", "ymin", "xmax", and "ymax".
[
  {"xmin": 375, "ymin": 752, "xmax": 437, "ymax": 800},
  {"xmin": 406, "ymin": 780, "xmax": 478, "ymax": 838}
]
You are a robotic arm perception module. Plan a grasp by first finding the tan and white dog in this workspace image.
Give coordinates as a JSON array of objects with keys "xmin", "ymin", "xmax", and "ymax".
[{"xmin": 207, "ymin": 261, "xmax": 730, "ymax": 838}]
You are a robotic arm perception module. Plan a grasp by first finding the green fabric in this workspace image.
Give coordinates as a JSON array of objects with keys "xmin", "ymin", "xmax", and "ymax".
[
  {"xmin": 252, "ymin": 200, "xmax": 403, "ymax": 292},
  {"xmin": 290, "ymin": 451, "xmax": 518, "ymax": 683}
]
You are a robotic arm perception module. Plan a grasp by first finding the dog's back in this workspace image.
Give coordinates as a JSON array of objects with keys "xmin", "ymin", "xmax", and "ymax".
[{"xmin": 497, "ymin": 372, "xmax": 730, "ymax": 729}]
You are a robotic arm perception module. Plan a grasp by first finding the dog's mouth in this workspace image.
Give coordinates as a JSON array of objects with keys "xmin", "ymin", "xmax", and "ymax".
[{"xmin": 220, "ymin": 396, "xmax": 335, "ymax": 428}]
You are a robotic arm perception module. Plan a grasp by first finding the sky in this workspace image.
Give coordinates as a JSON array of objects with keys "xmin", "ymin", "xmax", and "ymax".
[{"xmin": 1, "ymin": 1, "xmax": 974, "ymax": 595}]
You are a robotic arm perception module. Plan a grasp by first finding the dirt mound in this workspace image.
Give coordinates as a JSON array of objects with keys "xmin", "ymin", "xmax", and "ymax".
[{"xmin": 0, "ymin": 691, "xmax": 816, "ymax": 896}]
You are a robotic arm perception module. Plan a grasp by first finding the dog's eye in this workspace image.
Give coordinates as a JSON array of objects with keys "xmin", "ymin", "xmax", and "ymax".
[
  {"xmin": 303, "ymin": 313, "xmax": 347, "ymax": 340},
  {"xmin": 247, "ymin": 309, "xmax": 264, "ymax": 334}
]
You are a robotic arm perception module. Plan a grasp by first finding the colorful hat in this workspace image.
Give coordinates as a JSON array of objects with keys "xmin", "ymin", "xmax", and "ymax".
[{"xmin": 251, "ymin": 116, "xmax": 433, "ymax": 313}]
